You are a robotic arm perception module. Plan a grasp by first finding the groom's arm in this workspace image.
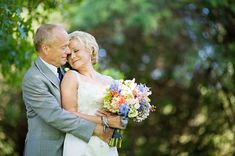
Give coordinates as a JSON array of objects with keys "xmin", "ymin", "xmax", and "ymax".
[{"xmin": 22, "ymin": 75, "xmax": 96, "ymax": 142}]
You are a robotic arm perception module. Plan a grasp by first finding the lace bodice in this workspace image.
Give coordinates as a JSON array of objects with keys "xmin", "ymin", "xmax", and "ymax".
[
  {"xmin": 63, "ymin": 70, "xmax": 118, "ymax": 156},
  {"xmin": 72, "ymin": 70, "xmax": 107, "ymax": 115}
]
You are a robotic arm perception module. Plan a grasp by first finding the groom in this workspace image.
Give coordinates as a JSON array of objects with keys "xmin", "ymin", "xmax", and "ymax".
[{"xmin": 22, "ymin": 24, "xmax": 113, "ymax": 156}]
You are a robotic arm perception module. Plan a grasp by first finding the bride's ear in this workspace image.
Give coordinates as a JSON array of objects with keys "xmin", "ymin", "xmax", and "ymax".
[
  {"xmin": 88, "ymin": 47, "xmax": 94, "ymax": 56},
  {"xmin": 91, "ymin": 47, "xmax": 95, "ymax": 56},
  {"xmin": 90, "ymin": 47, "xmax": 97, "ymax": 64}
]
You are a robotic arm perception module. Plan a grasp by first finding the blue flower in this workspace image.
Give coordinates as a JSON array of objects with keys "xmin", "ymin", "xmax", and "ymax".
[
  {"xmin": 146, "ymin": 103, "xmax": 151, "ymax": 109},
  {"xmin": 110, "ymin": 80, "xmax": 122, "ymax": 93},
  {"xmin": 138, "ymin": 84, "xmax": 145, "ymax": 92},
  {"xmin": 138, "ymin": 102, "xmax": 145, "ymax": 111},
  {"xmin": 119, "ymin": 104, "xmax": 130, "ymax": 117}
]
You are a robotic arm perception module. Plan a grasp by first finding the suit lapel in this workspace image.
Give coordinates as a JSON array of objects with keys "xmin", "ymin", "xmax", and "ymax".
[{"xmin": 34, "ymin": 57, "xmax": 60, "ymax": 90}]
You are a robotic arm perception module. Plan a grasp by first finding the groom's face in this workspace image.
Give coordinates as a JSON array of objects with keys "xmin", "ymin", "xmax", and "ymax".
[{"xmin": 45, "ymin": 28, "xmax": 70, "ymax": 67}]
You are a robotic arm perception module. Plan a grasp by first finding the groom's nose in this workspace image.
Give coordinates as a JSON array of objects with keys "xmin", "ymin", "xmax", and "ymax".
[{"xmin": 65, "ymin": 47, "xmax": 71, "ymax": 55}]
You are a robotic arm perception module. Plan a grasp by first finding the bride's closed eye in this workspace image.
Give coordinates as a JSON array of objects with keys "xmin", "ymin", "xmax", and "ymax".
[{"xmin": 73, "ymin": 49, "xmax": 79, "ymax": 53}]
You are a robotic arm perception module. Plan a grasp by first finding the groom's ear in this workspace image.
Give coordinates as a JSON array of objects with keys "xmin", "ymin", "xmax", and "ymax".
[{"xmin": 41, "ymin": 44, "xmax": 50, "ymax": 55}]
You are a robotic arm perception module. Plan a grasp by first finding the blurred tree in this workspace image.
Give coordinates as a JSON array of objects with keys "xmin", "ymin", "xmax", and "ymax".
[
  {"xmin": 0, "ymin": 0, "xmax": 76, "ymax": 155},
  {"xmin": 0, "ymin": 0, "xmax": 235, "ymax": 155},
  {"xmin": 63, "ymin": 0, "xmax": 235, "ymax": 155}
]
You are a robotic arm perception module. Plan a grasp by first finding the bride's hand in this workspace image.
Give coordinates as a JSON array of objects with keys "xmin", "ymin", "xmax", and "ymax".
[
  {"xmin": 96, "ymin": 109, "xmax": 126, "ymax": 129},
  {"xmin": 107, "ymin": 115, "xmax": 125, "ymax": 129},
  {"xmin": 96, "ymin": 109, "xmax": 112, "ymax": 117}
]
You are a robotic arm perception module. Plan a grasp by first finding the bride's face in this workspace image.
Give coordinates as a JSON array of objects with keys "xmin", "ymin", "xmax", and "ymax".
[{"xmin": 68, "ymin": 39, "xmax": 92, "ymax": 70}]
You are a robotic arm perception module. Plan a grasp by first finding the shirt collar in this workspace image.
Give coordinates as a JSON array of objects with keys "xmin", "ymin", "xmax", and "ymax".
[{"xmin": 39, "ymin": 57, "xmax": 59, "ymax": 79}]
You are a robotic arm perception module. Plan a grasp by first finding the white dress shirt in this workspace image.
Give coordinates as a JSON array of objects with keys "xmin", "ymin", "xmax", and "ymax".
[{"xmin": 39, "ymin": 57, "xmax": 60, "ymax": 80}]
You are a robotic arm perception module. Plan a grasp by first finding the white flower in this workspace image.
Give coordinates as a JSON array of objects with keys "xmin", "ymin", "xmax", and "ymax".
[{"xmin": 126, "ymin": 98, "xmax": 139, "ymax": 108}]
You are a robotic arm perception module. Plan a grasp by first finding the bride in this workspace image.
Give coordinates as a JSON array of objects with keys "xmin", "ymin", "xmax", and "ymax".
[{"xmin": 61, "ymin": 31, "xmax": 123, "ymax": 156}]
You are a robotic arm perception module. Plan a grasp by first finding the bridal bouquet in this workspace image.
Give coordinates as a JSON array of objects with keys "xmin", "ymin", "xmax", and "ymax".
[{"xmin": 103, "ymin": 79, "xmax": 155, "ymax": 148}]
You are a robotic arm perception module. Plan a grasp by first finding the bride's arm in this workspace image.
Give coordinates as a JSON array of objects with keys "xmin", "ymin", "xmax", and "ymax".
[
  {"xmin": 61, "ymin": 70, "xmax": 124, "ymax": 129},
  {"xmin": 72, "ymin": 111, "xmax": 124, "ymax": 129},
  {"xmin": 61, "ymin": 70, "xmax": 78, "ymax": 113}
]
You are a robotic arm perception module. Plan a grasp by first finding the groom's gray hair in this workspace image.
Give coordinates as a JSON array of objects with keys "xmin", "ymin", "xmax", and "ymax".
[{"xmin": 34, "ymin": 24, "xmax": 63, "ymax": 52}]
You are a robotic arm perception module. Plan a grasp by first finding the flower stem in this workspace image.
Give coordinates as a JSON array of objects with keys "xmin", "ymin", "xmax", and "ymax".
[{"xmin": 109, "ymin": 129, "xmax": 123, "ymax": 148}]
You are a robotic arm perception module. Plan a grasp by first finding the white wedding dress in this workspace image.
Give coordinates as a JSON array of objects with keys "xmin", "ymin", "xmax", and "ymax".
[{"xmin": 63, "ymin": 70, "xmax": 118, "ymax": 156}]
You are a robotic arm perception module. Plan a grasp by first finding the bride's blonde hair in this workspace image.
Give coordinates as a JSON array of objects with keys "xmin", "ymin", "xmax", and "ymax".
[{"xmin": 69, "ymin": 31, "xmax": 99, "ymax": 64}]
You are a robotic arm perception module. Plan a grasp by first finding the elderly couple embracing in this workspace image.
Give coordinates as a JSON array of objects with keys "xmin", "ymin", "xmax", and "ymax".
[{"xmin": 22, "ymin": 24, "xmax": 125, "ymax": 156}]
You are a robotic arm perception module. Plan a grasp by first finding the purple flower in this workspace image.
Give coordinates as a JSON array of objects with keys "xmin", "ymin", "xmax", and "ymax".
[
  {"xmin": 146, "ymin": 103, "xmax": 151, "ymax": 109},
  {"xmin": 110, "ymin": 80, "xmax": 122, "ymax": 93},
  {"xmin": 138, "ymin": 84, "xmax": 145, "ymax": 92},
  {"xmin": 119, "ymin": 104, "xmax": 130, "ymax": 117},
  {"xmin": 138, "ymin": 102, "xmax": 144, "ymax": 111}
]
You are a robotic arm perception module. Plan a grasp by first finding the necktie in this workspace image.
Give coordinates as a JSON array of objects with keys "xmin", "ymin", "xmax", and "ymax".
[{"xmin": 57, "ymin": 68, "xmax": 63, "ymax": 82}]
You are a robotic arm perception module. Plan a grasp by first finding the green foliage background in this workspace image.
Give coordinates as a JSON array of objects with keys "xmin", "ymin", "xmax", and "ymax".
[{"xmin": 0, "ymin": 0, "xmax": 235, "ymax": 155}]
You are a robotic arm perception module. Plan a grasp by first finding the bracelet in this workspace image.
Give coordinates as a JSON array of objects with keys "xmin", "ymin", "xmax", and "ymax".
[
  {"xmin": 103, "ymin": 116, "xmax": 109, "ymax": 128},
  {"xmin": 100, "ymin": 116, "xmax": 105, "ymax": 132},
  {"xmin": 101, "ymin": 116, "xmax": 109, "ymax": 128},
  {"xmin": 101, "ymin": 116, "xmax": 109, "ymax": 133}
]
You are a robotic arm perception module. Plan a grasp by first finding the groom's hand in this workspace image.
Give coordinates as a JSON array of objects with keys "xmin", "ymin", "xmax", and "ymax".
[{"xmin": 93, "ymin": 124, "xmax": 114, "ymax": 143}]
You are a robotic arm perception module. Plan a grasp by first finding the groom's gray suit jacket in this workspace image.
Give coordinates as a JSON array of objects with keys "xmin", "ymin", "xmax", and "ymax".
[{"xmin": 22, "ymin": 57, "xmax": 96, "ymax": 156}]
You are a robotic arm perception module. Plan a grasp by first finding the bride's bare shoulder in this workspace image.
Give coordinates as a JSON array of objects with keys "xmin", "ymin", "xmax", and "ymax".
[
  {"xmin": 64, "ymin": 69, "xmax": 82, "ymax": 77},
  {"xmin": 62, "ymin": 70, "xmax": 80, "ymax": 85}
]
